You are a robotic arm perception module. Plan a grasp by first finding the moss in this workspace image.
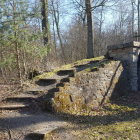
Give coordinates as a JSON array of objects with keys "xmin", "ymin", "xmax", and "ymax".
[
  {"xmin": 43, "ymin": 129, "xmax": 58, "ymax": 140},
  {"xmin": 81, "ymin": 119, "xmax": 140, "ymax": 140},
  {"xmin": 34, "ymin": 56, "xmax": 105, "ymax": 80},
  {"xmin": 106, "ymin": 104, "xmax": 137, "ymax": 112},
  {"xmin": 50, "ymin": 83, "xmax": 89, "ymax": 114},
  {"xmin": 74, "ymin": 56, "xmax": 105, "ymax": 65},
  {"xmin": 83, "ymin": 59, "xmax": 111, "ymax": 73},
  {"xmin": 47, "ymin": 94, "xmax": 140, "ymax": 140},
  {"xmin": 35, "ymin": 71, "xmax": 56, "ymax": 80},
  {"xmin": 52, "ymin": 91, "xmax": 87, "ymax": 114}
]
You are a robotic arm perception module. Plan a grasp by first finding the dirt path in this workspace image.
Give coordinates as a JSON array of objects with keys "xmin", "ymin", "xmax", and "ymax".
[
  {"xmin": 0, "ymin": 85, "xmax": 69, "ymax": 140},
  {"xmin": 0, "ymin": 110, "xmax": 68, "ymax": 140}
]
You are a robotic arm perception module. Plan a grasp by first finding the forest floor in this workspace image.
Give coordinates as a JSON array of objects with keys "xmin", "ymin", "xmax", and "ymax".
[{"xmin": 0, "ymin": 85, "xmax": 140, "ymax": 140}]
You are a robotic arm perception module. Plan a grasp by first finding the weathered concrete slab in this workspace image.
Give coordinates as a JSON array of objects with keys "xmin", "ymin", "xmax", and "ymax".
[
  {"xmin": 0, "ymin": 103, "xmax": 30, "ymax": 110},
  {"xmin": 5, "ymin": 96, "xmax": 35, "ymax": 102},
  {"xmin": 0, "ymin": 111, "xmax": 68, "ymax": 140},
  {"xmin": 27, "ymin": 127, "xmax": 59, "ymax": 140},
  {"xmin": 107, "ymin": 41, "xmax": 140, "ymax": 91},
  {"xmin": 108, "ymin": 41, "xmax": 140, "ymax": 50}
]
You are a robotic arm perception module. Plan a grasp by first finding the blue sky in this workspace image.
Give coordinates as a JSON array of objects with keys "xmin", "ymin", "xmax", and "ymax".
[{"xmin": 28, "ymin": 0, "xmax": 137, "ymax": 32}]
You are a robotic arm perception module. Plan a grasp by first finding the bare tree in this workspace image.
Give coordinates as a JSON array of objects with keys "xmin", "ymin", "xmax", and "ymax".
[
  {"xmin": 131, "ymin": 0, "xmax": 135, "ymax": 38},
  {"xmin": 85, "ymin": 0, "xmax": 94, "ymax": 58},
  {"xmin": 72, "ymin": 0, "xmax": 108, "ymax": 58},
  {"xmin": 138, "ymin": 0, "xmax": 140, "ymax": 40},
  {"xmin": 50, "ymin": 0, "xmax": 66, "ymax": 63}
]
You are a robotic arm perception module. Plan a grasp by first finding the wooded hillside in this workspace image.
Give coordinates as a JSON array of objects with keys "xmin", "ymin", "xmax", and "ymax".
[{"xmin": 0, "ymin": 0, "xmax": 139, "ymax": 84}]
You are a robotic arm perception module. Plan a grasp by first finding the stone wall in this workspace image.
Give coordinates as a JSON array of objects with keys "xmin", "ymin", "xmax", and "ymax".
[
  {"xmin": 48, "ymin": 60, "xmax": 129, "ymax": 114},
  {"xmin": 108, "ymin": 47, "xmax": 140, "ymax": 91}
]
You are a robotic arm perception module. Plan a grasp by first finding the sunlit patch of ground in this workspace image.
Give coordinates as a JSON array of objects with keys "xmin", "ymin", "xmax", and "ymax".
[{"xmin": 46, "ymin": 94, "xmax": 140, "ymax": 140}]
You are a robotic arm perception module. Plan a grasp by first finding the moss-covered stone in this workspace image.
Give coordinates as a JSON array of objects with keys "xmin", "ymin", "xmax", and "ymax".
[
  {"xmin": 34, "ymin": 56, "xmax": 105, "ymax": 80},
  {"xmin": 27, "ymin": 56, "xmax": 130, "ymax": 115},
  {"xmin": 52, "ymin": 91, "xmax": 87, "ymax": 114}
]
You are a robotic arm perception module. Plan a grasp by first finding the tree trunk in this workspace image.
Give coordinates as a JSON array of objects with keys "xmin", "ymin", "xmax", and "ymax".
[
  {"xmin": 15, "ymin": 43, "xmax": 22, "ymax": 84},
  {"xmin": 51, "ymin": 0, "xmax": 66, "ymax": 63},
  {"xmin": 41, "ymin": 0, "xmax": 49, "ymax": 45},
  {"xmin": 85, "ymin": 0, "xmax": 94, "ymax": 58},
  {"xmin": 52, "ymin": 19, "xmax": 57, "ymax": 54},
  {"xmin": 131, "ymin": 0, "xmax": 134, "ymax": 39},
  {"xmin": 12, "ymin": 0, "xmax": 22, "ymax": 85},
  {"xmin": 138, "ymin": 0, "xmax": 140, "ymax": 41}
]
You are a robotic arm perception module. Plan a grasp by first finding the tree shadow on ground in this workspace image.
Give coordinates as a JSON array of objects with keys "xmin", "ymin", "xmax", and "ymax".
[
  {"xmin": 59, "ymin": 104, "xmax": 140, "ymax": 126},
  {"xmin": 51, "ymin": 94, "xmax": 140, "ymax": 137},
  {"xmin": 1, "ymin": 61, "xmax": 140, "ymax": 138},
  {"xmin": 0, "ymin": 94, "xmax": 139, "ymax": 131}
]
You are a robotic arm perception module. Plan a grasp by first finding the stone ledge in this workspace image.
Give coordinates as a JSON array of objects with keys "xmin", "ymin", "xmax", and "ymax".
[
  {"xmin": 27, "ymin": 127, "xmax": 59, "ymax": 140},
  {"xmin": 108, "ymin": 41, "xmax": 140, "ymax": 50},
  {"xmin": 0, "ymin": 103, "xmax": 30, "ymax": 110}
]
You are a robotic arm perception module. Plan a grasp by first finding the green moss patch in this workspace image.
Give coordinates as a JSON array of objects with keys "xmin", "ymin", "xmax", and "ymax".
[
  {"xmin": 34, "ymin": 56, "xmax": 105, "ymax": 80},
  {"xmin": 83, "ymin": 59, "xmax": 110, "ymax": 72},
  {"xmin": 52, "ymin": 87, "xmax": 86, "ymax": 114},
  {"xmin": 79, "ymin": 119, "xmax": 140, "ymax": 140},
  {"xmin": 74, "ymin": 56, "xmax": 105, "ymax": 65}
]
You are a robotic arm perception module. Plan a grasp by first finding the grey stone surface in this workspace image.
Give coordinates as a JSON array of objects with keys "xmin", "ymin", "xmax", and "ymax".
[
  {"xmin": 51, "ymin": 61, "xmax": 128, "ymax": 111},
  {"xmin": 108, "ymin": 41, "xmax": 140, "ymax": 50},
  {"xmin": 108, "ymin": 41, "xmax": 140, "ymax": 91}
]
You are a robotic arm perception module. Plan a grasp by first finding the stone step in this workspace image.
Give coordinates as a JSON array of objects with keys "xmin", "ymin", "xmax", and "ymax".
[
  {"xmin": 73, "ymin": 60, "xmax": 102, "ymax": 72},
  {"xmin": 43, "ymin": 74, "xmax": 70, "ymax": 80},
  {"xmin": 74, "ymin": 64, "xmax": 89, "ymax": 72},
  {"xmin": 89, "ymin": 60, "xmax": 100, "ymax": 64},
  {"xmin": 4, "ymin": 96, "xmax": 35, "ymax": 103},
  {"xmin": 74, "ymin": 64, "xmax": 88, "ymax": 69},
  {"xmin": 43, "ymin": 88, "xmax": 60, "ymax": 100},
  {"xmin": 35, "ymin": 79, "xmax": 57, "ymax": 86},
  {"xmin": 47, "ymin": 88, "xmax": 60, "ymax": 95},
  {"xmin": 35, "ymin": 76, "xmax": 71, "ymax": 86},
  {"xmin": 56, "ymin": 82, "xmax": 65, "ymax": 88},
  {"xmin": 26, "ymin": 127, "xmax": 58, "ymax": 140},
  {"xmin": 57, "ymin": 69, "xmax": 75, "ymax": 76},
  {"xmin": 25, "ymin": 84, "xmax": 57, "ymax": 93},
  {"xmin": 34, "ymin": 87, "xmax": 60, "ymax": 102},
  {"xmin": 60, "ymin": 77, "xmax": 70, "ymax": 83},
  {"xmin": 27, "ymin": 78, "xmax": 70, "ymax": 94},
  {"xmin": 0, "ymin": 103, "xmax": 30, "ymax": 110}
]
